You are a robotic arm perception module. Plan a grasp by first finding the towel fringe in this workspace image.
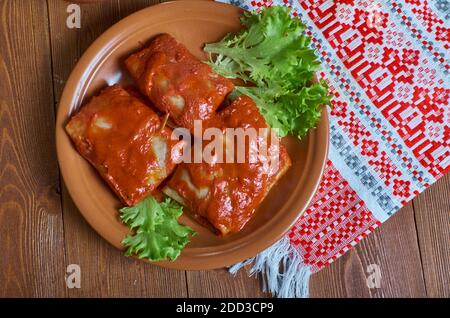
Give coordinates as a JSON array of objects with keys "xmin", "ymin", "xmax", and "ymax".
[{"xmin": 229, "ymin": 236, "xmax": 311, "ymax": 298}]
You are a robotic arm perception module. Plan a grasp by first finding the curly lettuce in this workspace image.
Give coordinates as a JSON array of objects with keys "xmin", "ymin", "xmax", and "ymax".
[
  {"xmin": 120, "ymin": 197, "xmax": 196, "ymax": 262},
  {"xmin": 205, "ymin": 6, "xmax": 331, "ymax": 138}
]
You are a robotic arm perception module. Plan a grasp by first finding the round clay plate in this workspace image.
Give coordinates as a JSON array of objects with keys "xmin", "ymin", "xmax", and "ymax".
[{"xmin": 56, "ymin": 0, "xmax": 329, "ymax": 270}]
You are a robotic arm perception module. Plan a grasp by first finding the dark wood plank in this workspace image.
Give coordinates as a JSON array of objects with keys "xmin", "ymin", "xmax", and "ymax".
[
  {"xmin": 47, "ymin": 0, "xmax": 187, "ymax": 297},
  {"xmin": 48, "ymin": 0, "xmax": 163, "ymax": 102},
  {"xmin": 413, "ymin": 174, "xmax": 450, "ymax": 298},
  {"xmin": 310, "ymin": 202, "xmax": 427, "ymax": 297},
  {"xmin": 0, "ymin": 0, "xmax": 67, "ymax": 297},
  {"xmin": 187, "ymin": 268, "xmax": 269, "ymax": 298}
]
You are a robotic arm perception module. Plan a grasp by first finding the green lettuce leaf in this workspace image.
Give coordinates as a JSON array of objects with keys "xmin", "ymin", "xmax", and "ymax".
[
  {"xmin": 120, "ymin": 197, "xmax": 196, "ymax": 262},
  {"xmin": 205, "ymin": 6, "xmax": 332, "ymax": 138}
]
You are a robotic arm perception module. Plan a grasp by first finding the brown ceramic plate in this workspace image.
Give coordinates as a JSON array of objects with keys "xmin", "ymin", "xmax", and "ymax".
[{"xmin": 55, "ymin": 0, "xmax": 329, "ymax": 270}]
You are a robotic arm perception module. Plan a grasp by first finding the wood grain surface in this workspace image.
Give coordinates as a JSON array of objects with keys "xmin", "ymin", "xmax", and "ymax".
[
  {"xmin": 0, "ymin": 0, "xmax": 448, "ymax": 298},
  {"xmin": 0, "ymin": 0, "xmax": 67, "ymax": 297}
]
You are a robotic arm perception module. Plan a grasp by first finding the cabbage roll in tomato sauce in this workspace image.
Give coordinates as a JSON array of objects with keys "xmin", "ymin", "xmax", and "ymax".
[
  {"xmin": 163, "ymin": 96, "xmax": 292, "ymax": 235},
  {"xmin": 65, "ymin": 84, "xmax": 181, "ymax": 206},
  {"xmin": 124, "ymin": 34, "xmax": 234, "ymax": 131}
]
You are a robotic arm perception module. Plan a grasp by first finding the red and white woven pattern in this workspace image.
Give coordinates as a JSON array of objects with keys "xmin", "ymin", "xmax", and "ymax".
[{"xmin": 222, "ymin": 0, "xmax": 450, "ymax": 274}]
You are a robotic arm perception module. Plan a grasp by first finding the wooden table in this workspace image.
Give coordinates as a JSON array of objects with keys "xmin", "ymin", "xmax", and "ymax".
[{"xmin": 0, "ymin": 0, "xmax": 448, "ymax": 298}]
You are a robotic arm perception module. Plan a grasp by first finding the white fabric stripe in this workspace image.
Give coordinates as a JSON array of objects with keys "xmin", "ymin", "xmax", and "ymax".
[
  {"xmin": 328, "ymin": 126, "xmax": 392, "ymax": 222},
  {"xmin": 428, "ymin": 0, "xmax": 450, "ymax": 24},
  {"xmin": 394, "ymin": 0, "xmax": 450, "ymax": 61},
  {"xmin": 384, "ymin": 0, "xmax": 450, "ymax": 74}
]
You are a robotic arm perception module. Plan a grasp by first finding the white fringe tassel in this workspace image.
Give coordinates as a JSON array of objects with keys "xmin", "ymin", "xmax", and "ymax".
[{"xmin": 229, "ymin": 236, "xmax": 311, "ymax": 298}]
